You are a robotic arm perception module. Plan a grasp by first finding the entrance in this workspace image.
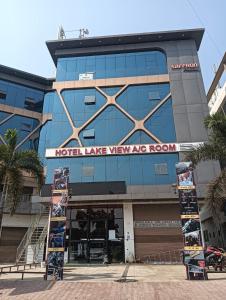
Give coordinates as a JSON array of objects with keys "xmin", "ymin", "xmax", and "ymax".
[{"xmin": 67, "ymin": 206, "xmax": 124, "ymax": 263}]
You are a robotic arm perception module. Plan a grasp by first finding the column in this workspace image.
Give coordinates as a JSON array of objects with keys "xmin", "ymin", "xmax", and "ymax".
[{"xmin": 123, "ymin": 203, "xmax": 135, "ymax": 263}]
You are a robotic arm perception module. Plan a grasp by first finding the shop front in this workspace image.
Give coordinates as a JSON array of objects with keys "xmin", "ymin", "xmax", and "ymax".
[
  {"xmin": 67, "ymin": 206, "xmax": 124, "ymax": 264},
  {"xmin": 133, "ymin": 203, "xmax": 183, "ymax": 262}
]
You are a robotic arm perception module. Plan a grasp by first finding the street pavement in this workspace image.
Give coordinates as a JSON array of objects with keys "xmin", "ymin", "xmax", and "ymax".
[{"xmin": 0, "ymin": 264, "xmax": 226, "ymax": 299}]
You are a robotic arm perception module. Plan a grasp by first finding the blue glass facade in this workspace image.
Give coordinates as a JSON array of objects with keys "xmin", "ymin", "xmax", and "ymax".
[
  {"xmin": 0, "ymin": 80, "xmax": 44, "ymax": 111},
  {"xmin": 0, "ymin": 79, "xmax": 44, "ymax": 150},
  {"xmin": 56, "ymin": 51, "xmax": 167, "ymax": 81},
  {"xmin": 39, "ymin": 50, "xmax": 179, "ymax": 185}
]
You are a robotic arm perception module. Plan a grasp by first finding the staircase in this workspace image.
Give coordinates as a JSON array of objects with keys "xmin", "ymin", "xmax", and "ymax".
[
  {"xmin": 16, "ymin": 206, "xmax": 49, "ymax": 264},
  {"xmin": 26, "ymin": 224, "xmax": 49, "ymax": 263}
]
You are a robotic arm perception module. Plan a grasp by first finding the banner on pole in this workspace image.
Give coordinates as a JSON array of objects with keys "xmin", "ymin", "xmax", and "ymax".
[
  {"xmin": 176, "ymin": 162, "xmax": 207, "ymax": 280},
  {"xmin": 45, "ymin": 167, "xmax": 69, "ymax": 280}
]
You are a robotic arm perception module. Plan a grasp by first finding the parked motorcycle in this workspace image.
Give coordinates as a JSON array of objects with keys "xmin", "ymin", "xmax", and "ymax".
[{"xmin": 205, "ymin": 246, "xmax": 225, "ymax": 271}]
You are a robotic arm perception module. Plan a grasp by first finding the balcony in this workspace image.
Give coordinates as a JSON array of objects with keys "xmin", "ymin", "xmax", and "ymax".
[
  {"xmin": 208, "ymin": 82, "xmax": 226, "ymax": 115},
  {"xmin": 0, "ymin": 193, "xmax": 43, "ymax": 214}
]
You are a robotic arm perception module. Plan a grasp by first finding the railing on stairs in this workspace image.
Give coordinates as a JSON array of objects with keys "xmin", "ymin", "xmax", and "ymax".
[
  {"xmin": 33, "ymin": 223, "xmax": 48, "ymax": 263},
  {"xmin": 16, "ymin": 206, "xmax": 49, "ymax": 264}
]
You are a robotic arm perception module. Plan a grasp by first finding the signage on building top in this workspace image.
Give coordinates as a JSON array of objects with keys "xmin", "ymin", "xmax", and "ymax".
[
  {"xmin": 45, "ymin": 142, "xmax": 203, "ymax": 158},
  {"xmin": 171, "ymin": 63, "xmax": 199, "ymax": 70}
]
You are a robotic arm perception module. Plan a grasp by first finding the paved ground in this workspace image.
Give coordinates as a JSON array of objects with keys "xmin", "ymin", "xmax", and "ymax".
[{"xmin": 0, "ymin": 264, "xmax": 226, "ymax": 299}]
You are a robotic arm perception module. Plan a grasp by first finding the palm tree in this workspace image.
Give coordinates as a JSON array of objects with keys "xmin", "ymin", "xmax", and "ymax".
[
  {"xmin": 0, "ymin": 129, "xmax": 44, "ymax": 237},
  {"xmin": 185, "ymin": 112, "xmax": 226, "ymax": 246}
]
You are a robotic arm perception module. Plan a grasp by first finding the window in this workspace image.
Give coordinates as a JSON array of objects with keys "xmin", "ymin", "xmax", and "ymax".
[
  {"xmin": 44, "ymin": 166, "xmax": 47, "ymax": 176},
  {"xmin": 84, "ymin": 95, "xmax": 96, "ymax": 105},
  {"xmin": 21, "ymin": 122, "xmax": 32, "ymax": 132},
  {"xmin": 223, "ymin": 223, "xmax": 226, "ymax": 241},
  {"xmin": 70, "ymin": 209, "xmax": 88, "ymax": 220},
  {"xmin": 22, "ymin": 186, "xmax": 33, "ymax": 195},
  {"xmin": 0, "ymin": 91, "xmax": 6, "ymax": 100},
  {"xmin": 149, "ymin": 91, "xmax": 160, "ymax": 100},
  {"xmin": 223, "ymin": 102, "xmax": 226, "ymax": 114},
  {"xmin": 203, "ymin": 230, "xmax": 209, "ymax": 242},
  {"xmin": 24, "ymin": 98, "xmax": 43, "ymax": 113},
  {"xmin": 223, "ymin": 202, "xmax": 226, "ymax": 216},
  {"xmin": 83, "ymin": 129, "xmax": 95, "ymax": 139},
  {"xmin": 24, "ymin": 98, "xmax": 35, "ymax": 110},
  {"xmin": 82, "ymin": 166, "xmax": 94, "ymax": 177},
  {"xmin": 154, "ymin": 163, "xmax": 168, "ymax": 175}
]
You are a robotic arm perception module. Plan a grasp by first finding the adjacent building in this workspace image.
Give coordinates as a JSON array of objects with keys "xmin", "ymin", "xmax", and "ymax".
[
  {"xmin": 207, "ymin": 52, "xmax": 226, "ymax": 115},
  {"xmin": 0, "ymin": 28, "xmax": 220, "ymax": 264},
  {"xmin": 200, "ymin": 52, "xmax": 226, "ymax": 248},
  {"xmin": 0, "ymin": 65, "xmax": 53, "ymax": 262}
]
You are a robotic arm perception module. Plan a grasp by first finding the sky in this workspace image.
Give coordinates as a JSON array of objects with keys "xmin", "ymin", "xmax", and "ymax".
[{"xmin": 0, "ymin": 0, "xmax": 225, "ymax": 91}]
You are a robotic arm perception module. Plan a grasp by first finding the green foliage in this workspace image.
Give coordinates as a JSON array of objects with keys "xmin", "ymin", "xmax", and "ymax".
[
  {"xmin": 0, "ymin": 129, "xmax": 43, "ymax": 215},
  {"xmin": 185, "ymin": 112, "xmax": 226, "ymax": 212}
]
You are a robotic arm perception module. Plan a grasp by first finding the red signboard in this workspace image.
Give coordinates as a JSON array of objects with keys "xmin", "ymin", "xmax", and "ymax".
[
  {"xmin": 171, "ymin": 63, "xmax": 198, "ymax": 70},
  {"xmin": 46, "ymin": 143, "xmax": 178, "ymax": 158}
]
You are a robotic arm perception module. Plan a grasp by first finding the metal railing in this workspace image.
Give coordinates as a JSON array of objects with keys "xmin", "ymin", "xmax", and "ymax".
[
  {"xmin": 0, "ymin": 262, "xmax": 40, "ymax": 276},
  {"xmin": 0, "ymin": 263, "xmax": 43, "ymax": 280},
  {"xmin": 33, "ymin": 223, "xmax": 48, "ymax": 263},
  {"xmin": 16, "ymin": 206, "xmax": 49, "ymax": 264},
  {"xmin": 0, "ymin": 193, "xmax": 39, "ymax": 214}
]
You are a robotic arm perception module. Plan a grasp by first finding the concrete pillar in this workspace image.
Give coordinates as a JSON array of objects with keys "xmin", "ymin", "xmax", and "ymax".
[{"xmin": 123, "ymin": 203, "xmax": 135, "ymax": 263}]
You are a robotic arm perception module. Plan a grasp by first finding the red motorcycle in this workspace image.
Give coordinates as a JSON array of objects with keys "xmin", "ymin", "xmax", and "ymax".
[{"xmin": 205, "ymin": 246, "xmax": 225, "ymax": 271}]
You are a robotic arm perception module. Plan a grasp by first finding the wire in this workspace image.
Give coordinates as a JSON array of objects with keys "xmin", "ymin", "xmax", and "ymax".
[
  {"xmin": 64, "ymin": 30, "xmax": 80, "ymax": 33},
  {"xmin": 186, "ymin": 0, "xmax": 222, "ymax": 58}
]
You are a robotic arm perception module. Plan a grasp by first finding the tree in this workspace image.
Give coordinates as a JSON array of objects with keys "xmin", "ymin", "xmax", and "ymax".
[
  {"xmin": 0, "ymin": 129, "xmax": 44, "ymax": 237},
  {"xmin": 185, "ymin": 112, "xmax": 226, "ymax": 246}
]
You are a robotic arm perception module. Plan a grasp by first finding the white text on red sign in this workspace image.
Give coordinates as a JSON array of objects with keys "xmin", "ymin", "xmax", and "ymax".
[{"xmin": 171, "ymin": 63, "xmax": 198, "ymax": 70}]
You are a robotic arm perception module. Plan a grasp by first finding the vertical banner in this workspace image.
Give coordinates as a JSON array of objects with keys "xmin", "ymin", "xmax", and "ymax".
[
  {"xmin": 175, "ymin": 162, "xmax": 207, "ymax": 280},
  {"xmin": 45, "ymin": 167, "xmax": 69, "ymax": 280}
]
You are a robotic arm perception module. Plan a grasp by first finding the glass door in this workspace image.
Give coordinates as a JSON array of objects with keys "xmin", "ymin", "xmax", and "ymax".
[
  {"xmin": 69, "ymin": 220, "xmax": 89, "ymax": 263},
  {"xmin": 89, "ymin": 219, "xmax": 107, "ymax": 262},
  {"xmin": 68, "ymin": 207, "xmax": 124, "ymax": 264}
]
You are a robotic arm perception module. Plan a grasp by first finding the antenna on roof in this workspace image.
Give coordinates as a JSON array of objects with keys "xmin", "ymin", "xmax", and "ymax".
[
  {"xmin": 58, "ymin": 25, "xmax": 66, "ymax": 40},
  {"xmin": 79, "ymin": 28, "xmax": 89, "ymax": 39},
  {"xmin": 57, "ymin": 26, "xmax": 89, "ymax": 39}
]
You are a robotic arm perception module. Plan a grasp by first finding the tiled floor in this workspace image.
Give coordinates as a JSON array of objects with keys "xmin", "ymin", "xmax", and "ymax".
[{"xmin": 0, "ymin": 264, "xmax": 226, "ymax": 299}]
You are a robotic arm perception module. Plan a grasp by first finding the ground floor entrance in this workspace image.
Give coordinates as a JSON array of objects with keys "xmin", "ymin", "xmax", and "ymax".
[
  {"xmin": 65, "ymin": 202, "xmax": 183, "ymax": 264},
  {"xmin": 67, "ymin": 206, "xmax": 124, "ymax": 263}
]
